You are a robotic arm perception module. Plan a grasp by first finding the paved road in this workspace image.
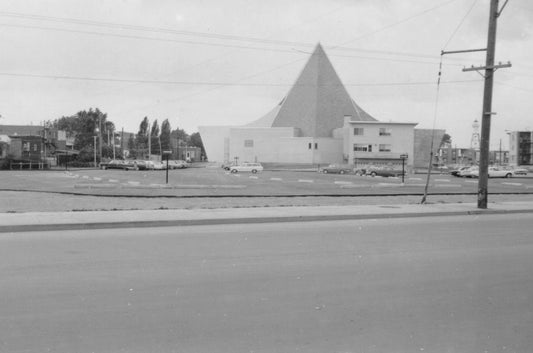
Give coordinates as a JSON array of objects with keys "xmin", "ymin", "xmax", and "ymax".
[{"xmin": 2, "ymin": 214, "xmax": 533, "ymax": 352}]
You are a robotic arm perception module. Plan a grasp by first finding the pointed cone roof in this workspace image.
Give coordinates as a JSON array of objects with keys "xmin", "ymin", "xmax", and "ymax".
[{"xmin": 266, "ymin": 43, "xmax": 376, "ymax": 137}]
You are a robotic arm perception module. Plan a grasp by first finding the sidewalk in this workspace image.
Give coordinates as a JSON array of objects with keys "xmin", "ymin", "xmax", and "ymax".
[{"xmin": 2, "ymin": 201, "xmax": 533, "ymax": 233}]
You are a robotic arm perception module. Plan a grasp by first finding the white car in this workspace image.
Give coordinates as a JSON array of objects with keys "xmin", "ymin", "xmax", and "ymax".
[
  {"xmin": 512, "ymin": 167, "xmax": 528, "ymax": 176},
  {"xmin": 230, "ymin": 162, "xmax": 264, "ymax": 173},
  {"xmin": 470, "ymin": 166, "xmax": 514, "ymax": 178}
]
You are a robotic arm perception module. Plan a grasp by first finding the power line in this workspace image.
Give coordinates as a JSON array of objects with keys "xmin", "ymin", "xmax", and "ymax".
[
  {"xmin": 334, "ymin": 0, "xmax": 461, "ymax": 48},
  {"xmin": 0, "ymin": 71, "xmax": 481, "ymax": 87},
  {"xmin": 442, "ymin": 0, "xmax": 480, "ymax": 49},
  {"xmin": 0, "ymin": 9, "xmax": 462, "ymax": 62}
]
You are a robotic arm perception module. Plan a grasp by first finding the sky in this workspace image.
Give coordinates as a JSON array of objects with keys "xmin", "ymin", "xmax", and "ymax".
[{"xmin": 0, "ymin": 0, "xmax": 532, "ymax": 150}]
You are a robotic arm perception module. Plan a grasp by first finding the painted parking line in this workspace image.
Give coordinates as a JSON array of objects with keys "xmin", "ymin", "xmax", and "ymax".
[
  {"xmin": 108, "ymin": 179, "xmax": 119, "ymax": 183},
  {"xmin": 409, "ymin": 177, "xmax": 423, "ymax": 181},
  {"xmin": 340, "ymin": 184, "xmax": 370, "ymax": 188},
  {"xmin": 249, "ymin": 176, "xmax": 259, "ymax": 179},
  {"xmin": 434, "ymin": 178, "xmax": 450, "ymax": 182},
  {"xmin": 298, "ymin": 179, "xmax": 314, "ymax": 183},
  {"xmin": 501, "ymin": 182, "xmax": 523, "ymax": 186},
  {"xmin": 93, "ymin": 177, "xmax": 102, "ymax": 181},
  {"xmin": 334, "ymin": 181, "xmax": 353, "ymax": 185},
  {"xmin": 435, "ymin": 184, "xmax": 462, "ymax": 188},
  {"xmin": 270, "ymin": 177, "xmax": 283, "ymax": 181},
  {"xmin": 464, "ymin": 180, "xmax": 477, "ymax": 183}
]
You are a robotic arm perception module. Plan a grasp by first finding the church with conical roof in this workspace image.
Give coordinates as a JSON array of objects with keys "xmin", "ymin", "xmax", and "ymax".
[{"xmin": 199, "ymin": 44, "xmax": 417, "ymax": 167}]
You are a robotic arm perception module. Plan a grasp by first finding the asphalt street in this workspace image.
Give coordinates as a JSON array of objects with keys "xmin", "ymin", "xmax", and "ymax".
[{"xmin": 2, "ymin": 213, "xmax": 532, "ymax": 353}]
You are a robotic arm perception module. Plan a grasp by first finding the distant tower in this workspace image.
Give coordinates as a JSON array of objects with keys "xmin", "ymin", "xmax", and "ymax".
[{"xmin": 471, "ymin": 119, "xmax": 480, "ymax": 150}]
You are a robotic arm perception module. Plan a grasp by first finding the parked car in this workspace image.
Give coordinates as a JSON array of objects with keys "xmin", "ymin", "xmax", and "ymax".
[
  {"xmin": 222, "ymin": 162, "xmax": 238, "ymax": 171},
  {"xmin": 230, "ymin": 162, "xmax": 264, "ymax": 173},
  {"xmin": 320, "ymin": 164, "xmax": 353, "ymax": 174},
  {"xmin": 512, "ymin": 167, "xmax": 528, "ymax": 176},
  {"xmin": 450, "ymin": 166, "xmax": 470, "ymax": 177},
  {"xmin": 367, "ymin": 167, "xmax": 404, "ymax": 178},
  {"xmin": 132, "ymin": 160, "xmax": 151, "ymax": 170},
  {"xmin": 100, "ymin": 160, "xmax": 136, "ymax": 171},
  {"xmin": 171, "ymin": 160, "xmax": 189, "ymax": 169},
  {"xmin": 470, "ymin": 166, "xmax": 514, "ymax": 178},
  {"xmin": 458, "ymin": 166, "xmax": 478, "ymax": 178},
  {"xmin": 152, "ymin": 161, "xmax": 165, "ymax": 170}
]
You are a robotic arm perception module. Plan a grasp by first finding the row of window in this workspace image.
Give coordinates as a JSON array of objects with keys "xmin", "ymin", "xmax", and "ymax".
[
  {"xmin": 354, "ymin": 128, "xmax": 391, "ymax": 136},
  {"xmin": 354, "ymin": 144, "xmax": 392, "ymax": 152},
  {"xmin": 244, "ymin": 140, "xmax": 320, "ymax": 150},
  {"xmin": 245, "ymin": 139, "xmax": 393, "ymax": 153}
]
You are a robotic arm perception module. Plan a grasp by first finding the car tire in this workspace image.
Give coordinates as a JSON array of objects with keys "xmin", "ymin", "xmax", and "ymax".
[
  {"xmin": 252, "ymin": 169, "xmax": 257, "ymax": 173},
  {"xmin": 102, "ymin": 166, "xmax": 107, "ymax": 170},
  {"xmin": 340, "ymin": 170, "xmax": 345, "ymax": 174},
  {"xmin": 505, "ymin": 173, "xmax": 512, "ymax": 178},
  {"xmin": 231, "ymin": 169, "xmax": 238, "ymax": 173},
  {"xmin": 323, "ymin": 170, "xmax": 328, "ymax": 174},
  {"xmin": 370, "ymin": 171, "xmax": 377, "ymax": 177}
]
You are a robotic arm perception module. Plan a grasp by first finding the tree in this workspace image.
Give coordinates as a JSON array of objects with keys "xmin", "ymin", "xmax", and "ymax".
[
  {"xmin": 170, "ymin": 128, "xmax": 189, "ymax": 160},
  {"xmin": 52, "ymin": 108, "xmax": 109, "ymax": 162},
  {"xmin": 440, "ymin": 133, "xmax": 452, "ymax": 148},
  {"xmin": 136, "ymin": 117, "xmax": 149, "ymax": 158},
  {"xmin": 150, "ymin": 119, "xmax": 160, "ymax": 156},
  {"xmin": 160, "ymin": 119, "xmax": 171, "ymax": 152},
  {"xmin": 127, "ymin": 134, "xmax": 137, "ymax": 158},
  {"xmin": 189, "ymin": 132, "xmax": 206, "ymax": 160}
]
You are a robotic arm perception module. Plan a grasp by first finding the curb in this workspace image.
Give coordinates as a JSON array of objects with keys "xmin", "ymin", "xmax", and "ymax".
[{"xmin": 2, "ymin": 207, "xmax": 533, "ymax": 234}]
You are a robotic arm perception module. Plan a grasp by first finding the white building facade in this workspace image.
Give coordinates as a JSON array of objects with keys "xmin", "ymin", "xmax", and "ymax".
[{"xmin": 199, "ymin": 44, "xmax": 417, "ymax": 168}]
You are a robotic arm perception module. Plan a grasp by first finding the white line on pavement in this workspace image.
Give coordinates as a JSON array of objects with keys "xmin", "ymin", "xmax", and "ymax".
[
  {"xmin": 501, "ymin": 182, "xmax": 523, "ymax": 186},
  {"xmin": 298, "ymin": 179, "xmax": 314, "ymax": 183},
  {"xmin": 270, "ymin": 177, "xmax": 282, "ymax": 181}
]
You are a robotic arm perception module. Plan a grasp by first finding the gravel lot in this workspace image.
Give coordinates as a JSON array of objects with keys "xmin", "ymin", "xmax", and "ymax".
[{"xmin": 1, "ymin": 167, "xmax": 532, "ymax": 212}]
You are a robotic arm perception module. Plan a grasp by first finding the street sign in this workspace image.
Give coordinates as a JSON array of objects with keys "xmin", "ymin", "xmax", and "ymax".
[{"xmin": 400, "ymin": 154, "xmax": 408, "ymax": 159}]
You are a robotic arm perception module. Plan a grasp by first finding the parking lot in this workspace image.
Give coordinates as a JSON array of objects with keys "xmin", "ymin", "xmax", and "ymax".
[
  {"xmin": 2, "ymin": 165, "xmax": 533, "ymax": 212},
  {"xmin": 3, "ymin": 164, "xmax": 533, "ymax": 196}
]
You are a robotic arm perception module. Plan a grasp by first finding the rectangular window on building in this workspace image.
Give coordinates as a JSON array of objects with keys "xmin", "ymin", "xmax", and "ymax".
[
  {"xmin": 379, "ymin": 144, "xmax": 392, "ymax": 152},
  {"xmin": 244, "ymin": 139, "xmax": 254, "ymax": 147},
  {"xmin": 353, "ymin": 144, "xmax": 373, "ymax": 152},
  {"xmin": 353, "ymin": 128, "xmax": 364, "ymax": 136},
  {"xmin": 379, "ymin": 128, "xmax": 391, "ymax": 136},
  {"xmin": 314, "ymin": 143, "xmax": 318, "ymax": 149},
  {"xmin": 308, "ymin": 142, "xmax": 312, "ymax": 149}
]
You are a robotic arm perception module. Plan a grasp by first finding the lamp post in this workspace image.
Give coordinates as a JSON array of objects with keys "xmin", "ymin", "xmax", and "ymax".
[
  {"xmin": 400, "ymin": 154, "xmax": 408, "ymax": 184},
  {"xmin": 93, "ymin": 135, "xmax": 97, "ymax": 168}
]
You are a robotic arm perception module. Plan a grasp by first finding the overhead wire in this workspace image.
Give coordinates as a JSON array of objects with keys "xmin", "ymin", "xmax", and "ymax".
[{"xmin": 0, "ymin": 71, "xmax": 481, "ymax": 87}]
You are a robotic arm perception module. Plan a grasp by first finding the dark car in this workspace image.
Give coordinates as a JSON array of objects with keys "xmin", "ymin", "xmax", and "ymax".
[{"xmin": 367, "ymin": 167, "xmax": 404, "ymax": 177}]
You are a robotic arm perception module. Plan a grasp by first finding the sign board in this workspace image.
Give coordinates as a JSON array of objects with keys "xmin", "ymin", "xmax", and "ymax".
[{"xmin": 400, "ymin": 154, "xmax": 408, "ymax": 159}]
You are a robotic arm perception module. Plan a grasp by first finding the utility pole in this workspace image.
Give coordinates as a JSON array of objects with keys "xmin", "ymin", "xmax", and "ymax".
[
  {"xmin": 445, "ymin": 0, "xmax": 511, "ymax": 209},
  {"xmin": 98, "ymin": 114, "xmax": 102, "ymax": 163},
  {"xmin": 469, "ymin": 0, "xmax": 510, "ymax": 208}
]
